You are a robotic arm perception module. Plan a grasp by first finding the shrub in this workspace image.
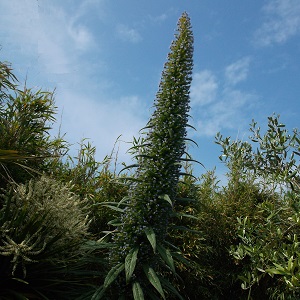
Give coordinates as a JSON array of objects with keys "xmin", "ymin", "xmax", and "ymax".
[
  {"xmin": 0, "ymin": 176, "xmax": 97, "ymax": 299},
  {"xmin": 216, "ymin": 115, "xmax": 300, "ymax": 299},
  {"xmin": 0, "ymin": 60, "xmax": 65, "ymax": 188}
]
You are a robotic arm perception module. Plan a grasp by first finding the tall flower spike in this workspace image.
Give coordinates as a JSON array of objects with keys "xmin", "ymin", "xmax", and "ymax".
[{"xmin": 99, "ymin": 12, "xmax": 195, "ymax": 299}]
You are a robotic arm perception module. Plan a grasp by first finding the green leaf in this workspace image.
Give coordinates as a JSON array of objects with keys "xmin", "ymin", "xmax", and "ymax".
[
  {"xmin": 178, "ymin": 172, "xmax": 198, "ymax": 180},
  {"xmin": 175, "ymin": 212, "xmax": 199, "ymax": 220},
  {"xmin": 107, "ymin": 219, "xmax": 123, "ymax": 226},
  {"xmin": 91, "ymin": 285, "xmax": 106, "ymax": 300},
  {"xmin": 143, "ymin": 265, "xmax": 166, "ymax": 300},
  {"xmin": 159, "ymin": 277, "xmax": 184, "ymax": 300},
  {"xmin": 180, "ymin": 156, "xmax": 204, "ymax": 168},
  {"xmin": 118, "ymin": 164, "xmax": 139, "ymax": 174},
  {"xmin": 172, "ymin": 252, "xmax": 191, "ymax": 267},
  {"xmin": 125, "ymin": 247, "xmax": 139, "ymax": 283},
  {"xmin": 0, "ymin": 149, "xmax": 20, "ymax": 159},
  {"xmin": 266, "ymin": 268, "xmax": 288, "ymax": 276},
  {"xmin": 186, "ymin": 123, "xmax": 197, "ymax": 131},
  {"xmin": 175, "ymin": 197, "xmax": 196, "ymax": 203},
  {"xmin": 102, "ymin": 204, "xmax": 125, "ymax": 213},
  {"xmin": 117, "ymin": 196, "xmax": 131, "ymax": 207},
  {"xmin": 11, "ymin": 278, "xmax": 29, "ymax": 285},
  {"xmin": 183, "ymin": 137, "xmax": 199, "ymax": 147},
  {"xmin": 132, "ymin": 281, "xmax": 144, "ymax": 300},
  {"xmin": 157, "ymin": 243, "xmax": 175, "ymax": 273},
  {"xmin": 171, "ymin": 225, "xmax": 201, "ymax": 234},
  {"xmin": 144, "ymin": 227, "xmax": 156, "ymax": 252},
  {"xmin": 158, "ymin": 194, "xmax": 173, "ymax": 207},
  {"xmin": 164, "ymin": 240, "xmax": 181, "ymax": 251},
  {"xmin": 104, "ymin": 263, "xmax": 125, "ymax": 288}
]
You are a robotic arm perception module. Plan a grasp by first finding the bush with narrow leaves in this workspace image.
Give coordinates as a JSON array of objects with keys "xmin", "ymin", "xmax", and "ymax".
[{"xmin": 0, "ymin": 176, "xmax": 98, "ymax": 299}]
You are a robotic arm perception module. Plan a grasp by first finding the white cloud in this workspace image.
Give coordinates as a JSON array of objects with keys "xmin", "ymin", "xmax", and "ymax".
[
  {"xmin": 116, "ymin": 24, "xmax": 142, "ymax": 43},
  {"xmin": 37, "ymin": 5, "xmax": 96, "ymax": 74},
  {"xmin": 191, "ymin": 60, "xmax": 257, "ymax": 137},
  {"xmin": 0, "ymin": 0, "xmax": 97, "ymax": 76},
  {"xmin": 0, "ymin": 1, "xmax": 39, "ymax": 51},
  {"xmin": 148, "ymin": 13, "xmax": 168, "ymax": 23},
  {"xmin": 0, "ymin": 0, "xmax": 145, "ymax": 165},
  {"xmin": 225, "ymin": 57, "xmax": 251, "ymax": 86},
  {"xmin": 68, "ymin": 23, "xmax": 94, "ymax": 51},
  {"xmin": 193, "ymin": 88, "xmax": 255, "ymax": 137},
  {"xmin": 53, "ymin": 90, "xmax": 146, "ymax": 164},
  {"xmin": 254, "ymin": 0, "xmax": 300, "ymax": 46},
  {"xmin": 191, "ymin": 70, "xmax": 218, "ymax": 106}
]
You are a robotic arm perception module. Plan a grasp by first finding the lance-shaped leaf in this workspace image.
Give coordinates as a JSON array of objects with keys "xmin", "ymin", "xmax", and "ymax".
[
  {"xmin": 107, "ymin": 219, "xmax": 123, "ymax": 227},
  {"xmin": 179, "ymin": 156, "xmax": 205, "ymax": 168},
  {"xmin": 159, "ymin": 277, "xmax": 184, "ymax": 300},
  {"xmin": 157, "ymin": 243, "xmax": 175, "ymax": 273},
  {"xmin": 143, "ymin": 265, "xmax": 166, "ymax": 300},
  {"xmin": 144, "ymin": 227, "xmax": 156, "ymax": 252},
  {"xmin": 117, "ymin": 196, "xmax": 131, "ymax": 207},
  {"xmin": 101, "ymin": 204, "xmax": 125, "ymax": 213},
  {"xmin": 104, "ymin": 263, "xmax": 125, "ymax": 288},
  {"xmin": 125, "ymin": 247, "xmax": 139, "ymax": 283},
  {"xmin": 171, "ymin": 252, "xmax": 192, "ymax": 267},
  {"xmin": 132, "ymin": 281, "xmax": 145, "ymax": 300},
  {"xmin": 158, "ymin": 194, "xmax": 173, "ymax": 207},
  {"xmin": 91, "ymin": 285, "xmax": 106, "ymax": 300},
  {"xmin": 174, "ymin": 212, "xmax": 199, "ymax": 220},
  {"xmin": 118, "ymin": 164, "xmax": 139, "ymax": 174}
]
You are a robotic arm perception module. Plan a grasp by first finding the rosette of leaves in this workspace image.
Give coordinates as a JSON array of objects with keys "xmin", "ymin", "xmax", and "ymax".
[{"xmin": 95, "ymin": 12, "xmax": 200, "ymax": 299}]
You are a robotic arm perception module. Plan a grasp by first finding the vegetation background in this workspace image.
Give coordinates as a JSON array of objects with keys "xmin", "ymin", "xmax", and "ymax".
[{"xmin": 1, "ymin": 12, "xmax": 300, "ymax": 300}]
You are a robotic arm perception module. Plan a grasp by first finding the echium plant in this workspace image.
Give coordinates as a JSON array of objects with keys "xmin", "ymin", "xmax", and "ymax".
[{"xmin": 96, "ymin": 12, "xmax": 196, "ymax": 299}]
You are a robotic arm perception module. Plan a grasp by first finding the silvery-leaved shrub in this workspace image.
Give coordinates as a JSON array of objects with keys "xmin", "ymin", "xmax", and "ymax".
[
  {"xmin": 0, "ymin": 175, "xmax": 91, "ymax": 298},
  {"xmin": 8, "ymin": 176, "xmax": 89, "ymax": 248},
  {"xmin": 95, "ymin": 12, "xmax": 197, "ymax": 300}
]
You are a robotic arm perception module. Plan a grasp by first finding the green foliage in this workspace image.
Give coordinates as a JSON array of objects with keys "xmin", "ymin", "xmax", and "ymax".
[
  {"xmin": 216, "ymin": 114, "xmax": 300, "ymax": 191},
  {"xmin": 2, "ymin": 18, "xmax": 300, "ymax": 300},
  {"xmin": 170, "ymin": 170, "xmax": 260, "ymax": 299},
  {"xmin": 0, "ymin": 61, "xmax": 17, "ymax": 101},
  {"xmin": 215, "ymin": 115, "xmax": 300, "ymax": 299},
  {"xmin": 12, "ymin": 176, "xmax": 89, "ymax": 245},
  {"xmin": 0, "ymin": 61, "xmax": 65, "ymax": 188},
  {"xmin": 230, "ymin": 193, "xmax": 300, "ymax": 299},
  {"xmin": 170, "ymin": 115, "xmax": 300, "ymax": 299},
  {"xmin": 0, "ymin": 176, "xmax": 99, "ymax": 299},
  {"xmin": 52, "ymin": 140, "xmax": 128, "ymax": 237}
]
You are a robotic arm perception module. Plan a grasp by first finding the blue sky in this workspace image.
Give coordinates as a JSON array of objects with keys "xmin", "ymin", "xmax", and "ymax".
[{"xmin": 1, "ymin": 0, "xmax": 300, "ymax": 180}]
